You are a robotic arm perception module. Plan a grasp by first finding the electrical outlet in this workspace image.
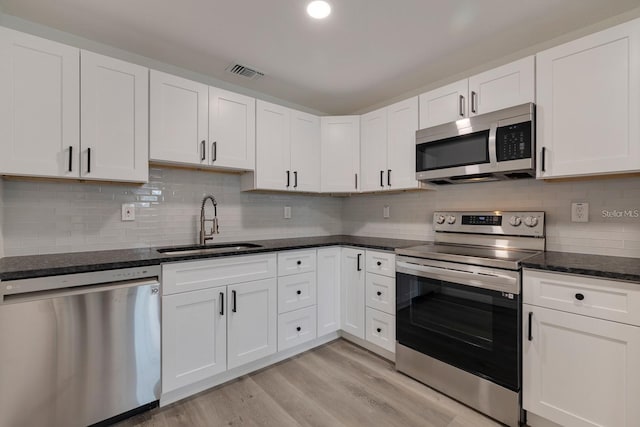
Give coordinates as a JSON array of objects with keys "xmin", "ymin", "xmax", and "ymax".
[
  {"xmin": 383, "ymin": 206, "xmax": 390, "ymax": 219},
  {"xmin": 284, "ymin": 206, "xmax": 292, "ymax": 219},
  {"xmin": 571, "ymin": 202, "xmax": 589, "ymax": 222},
  {"xmin": 121, "ymin": 203, "xmax": 135, "ymax": 221}
]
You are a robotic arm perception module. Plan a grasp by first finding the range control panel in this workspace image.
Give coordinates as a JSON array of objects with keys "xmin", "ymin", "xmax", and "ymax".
[{"xmin": 433, "ymin": 211, "xmax": 545, "ymax": 237}]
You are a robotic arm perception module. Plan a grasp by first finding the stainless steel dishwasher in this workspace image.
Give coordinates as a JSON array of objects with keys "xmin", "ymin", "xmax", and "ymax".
[{"xmin": 0, "ymin": 266, "xmax": 161, "ymax": 427}]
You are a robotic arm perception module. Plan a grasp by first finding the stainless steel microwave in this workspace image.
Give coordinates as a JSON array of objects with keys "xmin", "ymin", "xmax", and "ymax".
[{"xmin": 415, "ymin": 103, "xmax": 535, "ymax": 184}]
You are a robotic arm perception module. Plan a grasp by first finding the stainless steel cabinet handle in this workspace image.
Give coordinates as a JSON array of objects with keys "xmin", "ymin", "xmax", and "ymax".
[
  {"xmin": 201, "ymin": 140, "xmax": 206, "ymax": 161},
  {"xmin": 471, "ymin": 91, "xmax": 477, "ymax": 113},
  {"xmin": 68, "ymin": 146, "xmax": 73, "ymax": 172},
  {"xmin": 459, "ymin": 95, "xmax": 465, "ymax": 117},
  {"xmin": 211, "ymin": 141, "xmax": 217, "ymax": 162}
]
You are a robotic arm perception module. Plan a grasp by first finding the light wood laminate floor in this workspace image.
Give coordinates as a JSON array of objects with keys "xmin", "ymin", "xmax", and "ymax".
[{"xmin": 118, "ymin": 339, "xmax": 502, "ymax": 427}]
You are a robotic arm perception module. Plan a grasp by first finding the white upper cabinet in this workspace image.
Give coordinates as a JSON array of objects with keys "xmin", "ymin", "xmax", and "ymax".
[
  {"xmin": 361, "ymin": 97, "xmax": 420, "ymax": 192},
  {"xmin": 468, "ymin": 56, "xmax": 535, "ymax": 116},
  {"xmin": 209, "ymin": 87, "xmax": 255, "ymax": 170},
  {"xmin": 254, "ymin": 100, "xmax": 291, "ymax": 190},
  {"xmin": 150, "ymin": 70, "xmax": 255, "ymax": 171},
  {"xmin": 149, "ymin": 70, "xmax": 208, "ymax": 166},
  {"xmin": 360, "ymin": 108, "xmax": 388, "ymax": 191},
  {"xmin": 244, "ymin": 100, "xmax": 320, "ymax": 192},
  {"xmin": 80, "ymin": 51, "xmax": 149, "ymax": 182},
  {"xmin": 0, "ymin": 27, "xmax": 80, "ymax": 178},
  {"xmin": 290, "ymin": 110, "xmax": 321, "ymax": 192},
  {"xmin": 419, "ymin": 79, "xmax": 468, "ymax": 129},
  {"xmin": 419, "ymin": 57, "xmax": 534, "ymax": 129},
  {"xmin": 321, "ymin": 116, "xmax": 361, "ymax": 192},
  {"xmin": 536, "ymin": 18, "xmax": 640, "ymax": 179}
]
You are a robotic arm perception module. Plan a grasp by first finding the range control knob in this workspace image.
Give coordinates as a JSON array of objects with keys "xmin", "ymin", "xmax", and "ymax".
[
  {"xmin": 435, "ymin": 215, "xmax": 446, "ymax": 224},
  {"xmin": 446, "ymin": 215, "xmax": 456, "ymax": 224},
  {"xmin": 524, "ymin": 216, "xmax": 539, "ymax": 228},
  {"xmin": 509, "ymin": 216, "xmax": 522, "ymax": 227}
]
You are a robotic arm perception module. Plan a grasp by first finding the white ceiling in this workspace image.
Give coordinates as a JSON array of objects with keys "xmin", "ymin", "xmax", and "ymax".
[{"xmin": 1, "ymin": 0, "xmax": 639, "ymax": 114}]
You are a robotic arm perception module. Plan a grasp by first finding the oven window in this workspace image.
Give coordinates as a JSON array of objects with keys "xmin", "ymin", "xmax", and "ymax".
[
  {"xmin": 416, "ymin": 130, "xmax": 489, "ymax": 171},
  {"xmin": 396, "ymin": 272, "xmax": 520, "ymax": 391}
]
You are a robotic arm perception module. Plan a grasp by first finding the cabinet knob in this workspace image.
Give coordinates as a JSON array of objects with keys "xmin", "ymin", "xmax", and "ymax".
[
  {"xmin": 376, "ymin": 291, "xmax": 382, "ymax": 296},
  {"xmin": 377, "ymin": 261, "xmax": 382, "ymax": 266},
  {"xmin": 296, "ymin": 326, "xmax": 301, "ymax": 332},
  {"xmin": 296, "ymin": 290, "xmax": 302, "ymax": 295},
  {"xmin": 297, "ymin": 260, "xmax": 302, "ymax": 265},
  {"xmin": 575, "ymin": 293, "xmax": 585, "ymax": 301},
  {"xmin": 376, "ymin": 328, "xmax": 382, "ymax": 333}
]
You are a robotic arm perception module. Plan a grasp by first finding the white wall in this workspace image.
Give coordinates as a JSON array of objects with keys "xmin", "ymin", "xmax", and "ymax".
[
  {"xmin": 342, "ymin": 177, "xmax": 640, "ymax": 258},
  {"xmin": 0, "ymin": 179, "xmax": 4, "ymax": 257},
  {"xmin": 1, "ymin": 167, "xmax": 343, "ymax": 256}
]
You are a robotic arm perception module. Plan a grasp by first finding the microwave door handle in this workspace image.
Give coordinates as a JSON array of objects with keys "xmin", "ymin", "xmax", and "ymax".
[{"xmin": 488, "ymin": 123, "xmax": 498, "ymax": 168}]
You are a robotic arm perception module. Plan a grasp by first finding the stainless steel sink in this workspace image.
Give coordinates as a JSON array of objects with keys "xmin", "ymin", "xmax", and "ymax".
[{"xmin": 157, "ymin": 243, "xmax": 263, "ymax": 256}]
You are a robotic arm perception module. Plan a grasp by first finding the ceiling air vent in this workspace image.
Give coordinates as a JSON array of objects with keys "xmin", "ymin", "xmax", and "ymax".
[{"xmin": 226, "ymin": 63, "xmax": 264, "ymax": 80}]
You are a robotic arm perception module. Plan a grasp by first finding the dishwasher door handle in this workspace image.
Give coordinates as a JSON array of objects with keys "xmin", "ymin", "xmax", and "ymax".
[{"xmin": 1, "ymin": 278, "xmax": 160, "ymax": 305}]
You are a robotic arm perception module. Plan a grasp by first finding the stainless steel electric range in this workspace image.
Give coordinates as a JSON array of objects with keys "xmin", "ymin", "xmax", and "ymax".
[{"xmin": 395, "ymin": 211, "xmax": 545, "ymax": 427}]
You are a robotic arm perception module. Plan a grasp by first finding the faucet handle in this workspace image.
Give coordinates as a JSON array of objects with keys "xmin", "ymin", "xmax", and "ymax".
[{"xmin": 213, "ymin": 217, "xmax": 219, "ymax": 234}]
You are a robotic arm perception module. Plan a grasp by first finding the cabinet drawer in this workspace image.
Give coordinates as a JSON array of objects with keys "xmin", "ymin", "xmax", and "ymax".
[
  {"xmin": 524, "ymin": 269, "xmax": 640, "ymax": 326},
  {"xmin": 365, "ymin": 273, "xmax": 395, "ymax": 315},
  {"xmin": 162, "ymin": 254, "xmax": 277, "ymax": 295},
  {"xmin": 278, "ymin": 306, "xmax": 317, "ymax": 351},
  {"xmin": 365, "ymin": 307, "xmax": 396, "ymax": 353},
  {"xmin": 278, "ymin": 272, "xmax": 317, "ymax": 314},
  {"xmin": 366, "ymin": 250, "xmax": 395, "ymax": 277},
  {"xmin": 278, "ymin": 250, "xmax": 317, "ymax": 276}
]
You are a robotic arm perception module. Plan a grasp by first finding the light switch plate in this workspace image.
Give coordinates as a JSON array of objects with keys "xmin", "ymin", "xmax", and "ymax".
[
  {"xmin": 284, "ymin": 206, "xmax": 292, "ymax": 219},
  {"xmin": 122, "ymin": 203, "xmax": 135, "ymax": 221},
  {"xmin": 571, "ymin": 202, "xmax": 589, "ymax": 222},
  {"xmin": 383, "ymin": 206, "xmax": 390, "ymax": 219}
]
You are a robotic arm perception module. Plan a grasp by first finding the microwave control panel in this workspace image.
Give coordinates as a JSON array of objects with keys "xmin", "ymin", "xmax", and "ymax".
[{"xmin": 496, "ymin": 121, "xmax": 532, "ymax": 161}]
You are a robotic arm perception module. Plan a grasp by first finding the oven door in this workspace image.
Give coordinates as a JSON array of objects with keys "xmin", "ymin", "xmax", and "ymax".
[{"xmin": 396, "ymin": 259, "xmax": 521, "ymax": 391}]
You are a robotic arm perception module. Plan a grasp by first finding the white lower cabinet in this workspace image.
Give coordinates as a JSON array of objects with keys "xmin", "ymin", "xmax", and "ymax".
[
  {"xmin": 341, "ymin": 248, "xmax": 366, "ymax": 339},
  {"xmin": 278, "ymin": 272, "xmax": 316, "ymax": 314},
  {"xmin": 317, "ymin": 247, "xmax": 341, "ymax": 336},
  {"xmin": 278, "ymin": 306, "xmax": 317, "ymax": 351},
  {"xmin": 227, "ymin": 278, "xmax": 278, "ymax": 370},
  {"xmin": 523, "ymin": 270, "xmax": 640, "ymax": 427},
  {"xmin": 365, "ymin": 307, "xmax": 396, "ymax": 353},
  {"xmin": 365, "ymin": 273, "xmax": 395, "ymax": 315},
  {"xmin": 162, "ymin": 287, "xmax": 227, "ymax": 393}
]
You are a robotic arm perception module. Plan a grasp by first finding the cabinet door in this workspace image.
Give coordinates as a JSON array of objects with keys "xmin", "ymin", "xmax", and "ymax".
[
  {"xmin": 537, "ymin": 19, "xmax": 640, "ymax": 178},
  {"xmin": 162, "ymin": 287, "xmax": 227, "ymax": 393},
  {"xmin": 341, "ymin": 248, "xmax": 365, "ymax": 339},
  {"xmin": 227, "ymin": 278, "xmax": 277, "ymax": 369},
  {"xmin": 209, "ymin": 87, "xmax": 255, "ymax": 171},
  {"xmin": 256, "ymin": 100, "xmax": 291, "ymax": 190},
  {"xmin": 468, "ymin": 56, "xmax": 534, "ymax": 116},
  {"xmin": 277, "ymin": 272, "xmax": 317, "ymax": 314},
  {"xmin": 419, "ymin": 79, "xmax": 467, "ymax": 129},
  {"xmin": 321, "ymin": 116, "xmax": 361, "ymax": 192},
  {"xmin": 290, "ymin": 110, "xmax": 321, "ymax": 192},
  {"xmin": 0, "ymin": 28, "xmax": 79, "ymax": 178},
  {"xmin": 80, "ymin": 51, "xmax": 148, "ymax": 182},
  {"xmin": 386, "ymin": 97, "xmax": 419, "ymax": 190},
  {"xmin": 365, "ymin": 307, "xmax": 396, "ymax": 353},
  {"xmin": 523, "ymin": 304, "xmax": 640, "ymax": 427},
  {"xmin": 365, "ymin": 273, "xmax": 395, "ymax": 315},
  {"xmin": 278, "ymin": 306, "xmax": 317, "ymax": 351},
  {"xmin": 317, "ymin": 247, "xmax": 341, "ymax": 336},
  {"xmin": 149, "ymin": 70, "xmax": 208, "ymax": 166},
  {"xmin": 360, "ymin": 107, "xmax": 388, "ymax": 192}
]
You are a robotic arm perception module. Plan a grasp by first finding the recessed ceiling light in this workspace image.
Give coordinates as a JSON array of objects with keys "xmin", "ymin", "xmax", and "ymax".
[{"xmin": 307, "ymin": 1, "xmax": 331, "ymax": 19}]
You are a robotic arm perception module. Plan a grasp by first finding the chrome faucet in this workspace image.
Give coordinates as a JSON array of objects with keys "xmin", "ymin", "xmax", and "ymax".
[{"xmin": 199, "ymin": 195, "xmax": 220, "ymax": 245}]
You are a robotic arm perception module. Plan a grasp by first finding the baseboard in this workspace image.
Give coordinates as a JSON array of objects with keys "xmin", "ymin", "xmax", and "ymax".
[
  {"xmin": 525, "ymin": 412, "xmax": 563, "ymax": 427},
  {"xmin": 160, "ymin": 331, "xmax": 340, "ymax": 406},
  {"xmin": 339, "ymin": 331, "xmax": 395, "ymax": 362}
]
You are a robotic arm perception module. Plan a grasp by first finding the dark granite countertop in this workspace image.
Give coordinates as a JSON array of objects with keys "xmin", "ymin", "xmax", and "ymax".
[
  {"xmin": 522, "ymin": 251, "xmax": 640, "ymax": 283},
  {"xmin": 0, "ymin": 235, "xmax": 424, "ymax": 281}
]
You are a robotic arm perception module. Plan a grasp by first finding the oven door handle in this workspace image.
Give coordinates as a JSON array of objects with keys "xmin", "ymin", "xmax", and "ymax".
[
  {"xmin": 488, "ymin": 122, "xmax": 498, "ymax": 169},
  {"xmin": 396, "ymin": 261, "xmax": 518, "ymax": 294}
]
